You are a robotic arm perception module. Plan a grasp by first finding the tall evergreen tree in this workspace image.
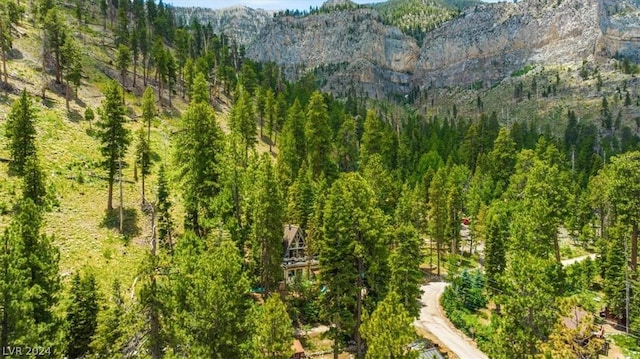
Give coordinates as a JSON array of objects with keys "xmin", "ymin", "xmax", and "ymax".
[
  {"xmin": 229, "ymin": 86, "xmax": 257, "ymax": 161},
  {"xmin": 5, "ymin": 89, "xmax": 37, "ymax": 175},
  {"xmin": 66, "ymin": 271, "xmax": 99, "ymax": 359},
  {"xmin": 97, "ymin": 81, "xmax": 130, "ymax": 211},
  {"xmin": 171, "ymin": 232, "xmax": 251, "ymax": 357},
  {"xmin": 251, "ymin": 154, "xmax": 285, "ymax": 294},
  {"xmin": 43, "ymin": 6, "xmax": 68, "ymax": 84},
  {"xmin": 22, "ymin": 154, "xmax": 47, "ymax": 207},
  {"xmin": 319, "ymin": 173, "xmax": 389, "ymax": 358},
  {"xmin": 91, "ymin": 280, "xmax": 126, "ymax": 358},
  {"xmin": 360, "ymin": 291, "xmax": 417, "ymax": 359},
  {"xmin": 305, "ymin": 91, "xmax": 333, "ymax": 179},
  {"xmin": 252, "ymin": 295, "xmax": 294, "ymax": 359},
  {"xmin": 174, "ymin": 73, "xmax": 222, "ymax": 236},
  {"xmin": 61, "ymin": 36, "xmax": 82, "ymax": 111},
  {"xmin": 389, "ymin": 224, "xmax": 423, "ymax": 318},
  {"xmin": 135, "ymin": 127, "xmax": 151, "ymax": 203},
  {"xmin": 156, "ymin": 164, "xmax": 173, "ymax": 252},
  {"xmin": 277, "ymin": 98, "xmax": 306, "ymax": 186}
]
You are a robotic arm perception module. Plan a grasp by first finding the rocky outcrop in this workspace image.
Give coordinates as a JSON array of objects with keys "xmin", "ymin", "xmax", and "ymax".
[
  {"xmin": 413, "ymin": 0, "xmax": 602, "ymax": 88},
  {"xmin": 174, "ymin": 6, "xmax": 273, "ymax": 46},
  {"xmin": 184, "ymin": 0, "xmax": 640, "ymax": 96},
  {"xmin": 246, "ymin": 9, "xmax": 420, "ymax": 98},
  {"xmin": 598, "ymin": 0, "xmax": 640, "ymax": 61}
]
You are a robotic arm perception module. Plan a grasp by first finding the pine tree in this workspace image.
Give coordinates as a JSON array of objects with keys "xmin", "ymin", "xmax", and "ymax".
[
  {"xmin": 5, "ymin": 89, "xmax": 37, "ymax": 175},
  {"xmin": 484, "ymin": 200, "xmax": 509, "ymax": 308},
  {"xmin": 91, "ymin": 280, "xmax": 125, "ymax": 358},
  {"xmin": 116, "ymin": 44, "xmax": 131, "ymax": 100},
  {"xmin": 319, "ymin": 173, "xmax": 389, "ymax": 358},
  {"xmin": 389, "ymin": 224, "xmax": 424, "ymax": 318},
  {"xmin": 156, "ymin": 164, "xmax": 173, "ymax": 252},
  {"xmin": 66, "ymin": 271, "xmax": 99, "ymax": 359},
  {"xmin": 229, "ymin": 86, "xmax": 257, "ymax": 161},
  {"xmin": 428, "ymin": 167, "xmax": 448, "ymax": 276},
  {"xmin": 336, "ymin": 115, "xmax": 358, "ymax": 172},
  {"xmin": 286, "ymin": 166, "xmax": 314, "ymax": 232},
  {"xmin": 97, "ymin": 81, "xmax": 130, "ymax": 211},
  {"xmin": 360, "ymin": 109, "xmax": 396, "ymax": 170},
  {"xmin": 22, "ymin": 154, "xmax": 47, "ymax": 207},
  {"xmin": 251, "ymin": 154, "xmax": 285, "ymax": 294},
  {"xmin": 11, "ymin": 199, "xmax": 61, "ymax": 348},
  {"xmin": 305, "ymin": 91, "xmax": 333, "ymax": 179},
  {"xmin": 172, "ymin": 232, "xmax": 251, "ymax": 357},
  {"xmin": 252, "ymin": 295, "xmax": 294, "ymax": 359},
  {"xmin": 277, "ymin": 98, "xmax": 305, "ymax": 186},
  {"xmin": 0, "ymin": 226, "xmax": 30, "ymax": 349},
  {"xmin": 360, "ymin": 291, "xmax": 417, "ymax": 359},
  {"xmin": 61, "ymin": 36, "xmax": 82, "ymax": 111},
  {"xmin": 135, "ymin": 127, "xmax": 151, "ymax": 203},
  {"xmin": 43, "ymin": 6, "xmax": 67, "ymax": 84},
  {"xmin": 141, "ymin": 87, "xmax": 156, "ymax": 143},
  {"xmin": 175, "ymin": 73, "xmax": 222, "ymax": 236}
]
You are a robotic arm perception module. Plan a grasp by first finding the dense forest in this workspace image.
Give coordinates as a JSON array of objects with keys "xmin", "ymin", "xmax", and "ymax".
[{"xmin": 1, "ymin": 0, "xmax": 640, "ymax": 358}]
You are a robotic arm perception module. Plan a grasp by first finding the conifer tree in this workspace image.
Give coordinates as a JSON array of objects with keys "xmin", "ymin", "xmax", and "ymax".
[
  {"xmin": 43, "ymin": 6, "xmax": 67, "ymax": 84},
  {"xmin": 175, "ymin": 73, "xmax": 222, "ymax": 236},
  {"xmin": 336, "ymin": 115, "xmax": 358, "ymax": 172},
  {"xmin": 230, "ymin": 86, "xmax": 257, "ymax": 161},
  {"xmin": 66, "ymin": 271, "xmax": 99, "ymax": 359},
  {"xmin": 360, "ymin": 291, "xmax": 417, "ymax": 359},
  {"xmin": 286, "ymin": 166, "xmax": 314, "ymax": 232},
  {"xmin": 61, "ymin": 36, "xmax": 82, "ymax": 111},
  {"xmin": 428, "ymin": 167, "xmax": 448, "ymax": 276},
  {"xmin": 141, "ymin": 87, "xmax": 156, "ymax": 142},
  {"xmin": 116, "ymin": 44, "xmax": 131, "ymax": 100},
  {"xmin": 22, "ymin": 154, "xmax": 47, "ymax": 207},
  {"xmin": 5, "ymin": 89, "xmax": 37, "ymax": 175},
  {"xmin": 360, "ymin": 109, "xmax": 396, "ymax": 170},
  {"xmin": 0, "ymin": 225, "xmax": 30, "ymax": 350},
  {"xmin": 97, "ymin": 81, "xmax": 130, "ymax": 211},
  {"xmin": 277, "ymin": 98, "xmax": 305, "ymax": 186},
  {"xmin": 91, "ymin": 280, "xmax": 125, "ymax": 358},
  {"xmin": 252, "ymin": 295, "xmax": 294, "ymax": 359},
  {"xmin": 11, "ymin": 199, "xmax": 61, "ymax": 348},
  {"xmin": 389, "ymin": 224, "xmax": 423, "ymax": 318},
  {"xmin": 305, "ymin": 91, "xmax": 333, "ymax": 179},
  {"xmin": 319, "ymin": 173, "xmax": 389, "ymax": 358},
  {"xmin": 484, "ymin": 200, "xmax": 509, "ymax": 309},
  {"xmin": 172, "ymin": 232, "xmax": 250, "ymax": 357},
  {"xmin": 156, "ymin": 164, "xmax": 173, "ymax": 252},
  {"xmin": 135, "ymin": 127, "xmax": 151, "ymax": 203},
  {"xmin": 251, "ymin": 154, "xmax": 285, "ymax": 294}
]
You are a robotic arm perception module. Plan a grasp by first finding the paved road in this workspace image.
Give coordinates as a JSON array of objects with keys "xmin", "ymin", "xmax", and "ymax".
[
  {"xmin": 415, "ymin": 254, "xmax": 597, "ymax": 359},
  {"xmin": 561, "ymin": 253, "xmax": 597, "ymax": 266},
  {"xmin": 414, "ymin": 282, "xmax": 489, "ymax": 359}
]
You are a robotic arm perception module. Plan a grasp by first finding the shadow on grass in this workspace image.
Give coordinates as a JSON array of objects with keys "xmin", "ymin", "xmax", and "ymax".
[
  {"xmin": 101, "ymin": 207, "xmax": 141, "ymax": 241},
  {"xmin": 68, "ymin": 109, "xmax": 83, "ymax": 123}
]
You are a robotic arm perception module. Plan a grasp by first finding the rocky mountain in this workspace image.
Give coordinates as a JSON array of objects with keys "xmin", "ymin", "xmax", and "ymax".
[
  {"xmin": 173, "ymin": 6, "xmax": 273, "ymax": 46},
  {"xmin": 180, "ymin": 0, "xmax": 640, "ymax": 98}
]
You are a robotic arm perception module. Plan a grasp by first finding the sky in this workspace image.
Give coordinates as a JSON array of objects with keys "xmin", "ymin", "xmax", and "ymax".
[{"xmin": 166, "ymin": 0, "xmax": 501, "ymax": 11}]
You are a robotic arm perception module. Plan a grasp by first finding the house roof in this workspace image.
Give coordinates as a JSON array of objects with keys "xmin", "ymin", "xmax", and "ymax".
[
  {"xmin": 292, "ymin": 339, "xmax": 305, "ymax": 354},
  {"xmin": 563, "ymin": 307, "xmax": 590, "ymax": 330},
  {"xmin": 419, "ymin": 348, "xmax": 445, "ymax": 359},
  {"xmin": 283, "ymin": 224, "xmax": 302, "ymax": 248}
]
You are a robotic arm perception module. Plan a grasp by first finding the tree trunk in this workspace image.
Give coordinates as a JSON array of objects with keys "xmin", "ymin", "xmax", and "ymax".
[
  {"xmin": 122, "ymin": 71, "xmax": 126, "ymax": 105},
  {"xmin": 355, "ymin": 257, "xmax": 364, "ymax": 359},
  {"xmin": 1, "ymin": 46, "xmax": 7, "ymax": 87},
  {"xmin": 133, "ymin": 56, "xmax": 137, "ymax": 88},
  {"xmin": 149, "ymin": 209, "xmax": 161, "ymax": 359},
  {"xmin": 1, "ymin": 234, "xmax": 9, "ymax": 350},
  {"xmin": 108, "ymin": 177, "xmax": 114, "ymax": 210},
  {"xmin": 119, "ymin": 161, "xmax": 124, "ymax": 234},
  {"xmin": 632, "ymin": 223, "xmax": 638, "ymax": 273},
  {"xmin": 141, "ymin": 171, "xmax": 145, "ymax": 204},
  {"xmin": 437, "ymin": 241, "xmax": 441, "ymax": 277},
  {"xmin": 65, "ymin": 79, "xmax": 70, "ymax": 111},
  {"xmin": 554, "ymin": 232, "xmax": 561, "ymax": 264}
]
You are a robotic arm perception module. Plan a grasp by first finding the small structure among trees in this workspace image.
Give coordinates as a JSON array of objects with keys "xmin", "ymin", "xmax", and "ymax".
[{"xmin": 282, "ymin": 224, "xmax": 318, "ymax": 284}]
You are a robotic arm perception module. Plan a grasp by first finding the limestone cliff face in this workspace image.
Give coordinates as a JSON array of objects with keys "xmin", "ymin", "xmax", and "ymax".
[
  {"xmin": 413, "ymin": 0, "xmax": 602, "ymax": 88},
  {"xmin": 174, "ymin": 6, "xmax": 273, "ymax": 46},
  {"xmin": 245, "ymin": 9, "xmax": 420, "ymax": 98},
  {"xmin": 598, "ymin": 0, "xmax": 640, "ymax": 61},
  {"xmin": 191, "ymin": 0, "xmax": 640, "ymax": 96}
]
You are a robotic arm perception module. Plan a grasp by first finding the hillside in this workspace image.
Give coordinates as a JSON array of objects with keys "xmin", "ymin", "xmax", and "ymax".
[{"xmin": 3, "ymin": 0, "xmax": 640, "ymax": 358}]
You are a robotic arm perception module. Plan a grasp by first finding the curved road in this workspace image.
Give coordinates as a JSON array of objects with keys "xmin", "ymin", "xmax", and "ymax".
[{"xmin": 414, "ymin": 254, "xmax": 597, "ymax": 359}]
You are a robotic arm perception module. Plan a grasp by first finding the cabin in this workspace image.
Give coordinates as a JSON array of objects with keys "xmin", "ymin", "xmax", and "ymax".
[
  {"xmin": 282, "ymin": 224, "xmax": 319, "ymax": 284},
  {"xmin": 290, "ymin": 339, "xmax": 306, "ymax": 359}
]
